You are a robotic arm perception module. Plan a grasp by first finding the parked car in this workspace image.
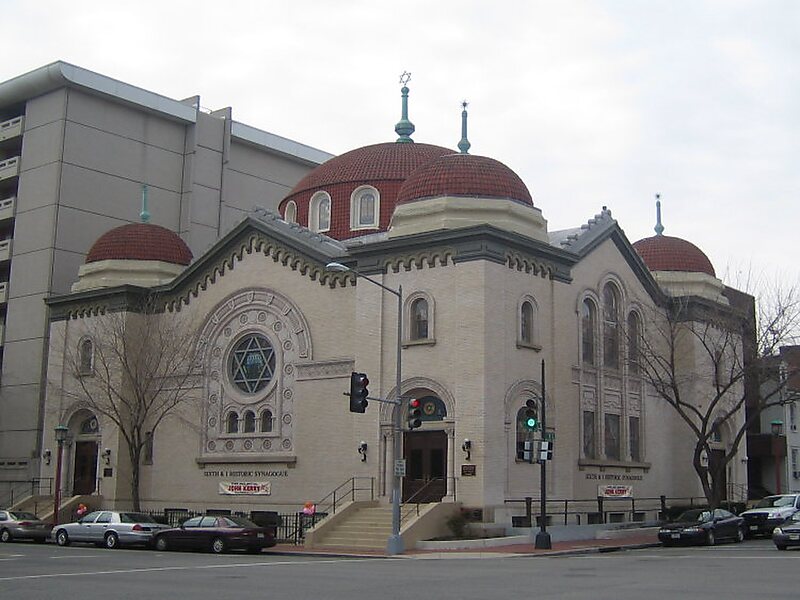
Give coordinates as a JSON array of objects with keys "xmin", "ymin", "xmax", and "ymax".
[
  {"xmin": 0, "ymin": 509, "xmax": 52, "ymax": 543},
  {"xmin": 658, "ymin": 508, "xmax": 744, "ymax": 546},
  {"xmin": 52, "ymin": 510, "xmax": 169, "ymax": 548},
  {"xmin": 740, "ymin": 494, "xmax": 800, "ymax": 538},
  {"xmin": 772, "ymin": 511, "xmax": 800, "ymax": 551},
  {"xmin": 151, "ymin": 515, "xmax": 277, "ymax": 554}
]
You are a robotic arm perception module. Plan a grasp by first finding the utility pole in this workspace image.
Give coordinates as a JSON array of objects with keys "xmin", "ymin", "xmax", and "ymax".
[{"xmin": 534, "ymin": 359, "xmax": 552, "ymax": 549}]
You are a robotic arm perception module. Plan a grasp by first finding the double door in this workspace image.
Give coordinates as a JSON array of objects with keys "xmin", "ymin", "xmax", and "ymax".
[{"xmin": 402, "ymin": 430, "xmax": 446, "ymax": 503}]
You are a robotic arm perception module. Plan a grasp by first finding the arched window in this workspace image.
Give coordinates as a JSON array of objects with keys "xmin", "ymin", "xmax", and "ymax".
[
  {"xmin": 603, "ymin": 284, "xmax": 620, "ymax": 369},
  {"xmin": 582, "ymin": 299, "xmax": 596, "ymax": 365},
  {"xmin": 284, "ymin": 201, "xmax": 297, "ymax": 224},
  {"xmin": 260, "ymin": 410, "xmax": 273, "ymax": 433},
  {"xmin": 520, "ymin": 301, "xmax": 534, "ymax": 345},
  {"xmin": 351, "ymin": 186, "xmax": 380, "ymax": 229},
  {"xmin": 226, "ymin": 412, "xmax": 239, "ymax": 434},
  {"xmin": 411, "ymin": 298, "xmax": 429, "ymax": 340},
  {"xmin": 78, "ymin": 338, "xmax": 94, "ymax": 375},
  {"xmin": 627, "ymin": 312, "xmax": 641, "ymax": 374},
  {"xmin": 710, "ymin": 418, "xmax": 723, "ymax": 443},
  {"xmin": 309, "ymin": 191, "xmax": 331, "ymax": 233},
  {"xmin": 243, "ymin": 410, "xmax": 256, "ymax": 433}
]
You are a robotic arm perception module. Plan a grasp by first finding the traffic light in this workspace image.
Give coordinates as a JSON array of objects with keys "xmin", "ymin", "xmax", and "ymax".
[
  {"xmin": 407, "ymin": 398, "xmax": 422, "ymax": 430},
  {"xmin": 349, "ymin": 372, "xmax": 369, "ymax": 413},
  {"xmin": 524, "ymin": 398, "xmax": 539, "ymax": 431}
]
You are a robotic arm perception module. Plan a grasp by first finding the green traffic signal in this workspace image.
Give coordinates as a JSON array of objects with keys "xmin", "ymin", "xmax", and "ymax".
[{"xmin": 524, "ymin": 398, "xmax": 539, "ymax": 431}]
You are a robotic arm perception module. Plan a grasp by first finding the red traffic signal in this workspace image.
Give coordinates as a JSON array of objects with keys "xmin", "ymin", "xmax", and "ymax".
[{"xmin": 407, "ymin": 398, "xmax": 422, "ymax": 430}]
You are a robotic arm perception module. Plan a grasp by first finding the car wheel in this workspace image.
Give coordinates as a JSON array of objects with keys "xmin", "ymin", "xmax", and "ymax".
[
  {"xmin": 104, "ymin": 532, "xmax": 119, "ymax": 549},
  {"xmin": 56, "ymin": 530, "xmax": 70, "ymax": 547},
  {"xmin": 211, "ymin": 537, "xmax": 226, "ymax": 554},
  {"xmin": 0, "ymin": 529, "xmax": 11, "ymax": 543},
  {"xmin": 776, "ymin": 544, "xmax": 787, "ymax": 551},
  {"xmin": 735, "ymin": 528, "xmax": 745, "ymax": 543},
  {"xmin": 706, "ymin": 530, "xmax": 715, "ymax": 546},
  {"xmin": 154, "ymin": 536, "xmax": 169, "ymax": 552}
]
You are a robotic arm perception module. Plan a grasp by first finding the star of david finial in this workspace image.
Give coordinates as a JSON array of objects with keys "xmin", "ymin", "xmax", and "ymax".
[
  {"xmin": 399, "ymin": 71, "xmax": 412, "ymax": 87},
  {"xmin": 461, "ymin": 99, "xmax": 469, "ymax": 110}
]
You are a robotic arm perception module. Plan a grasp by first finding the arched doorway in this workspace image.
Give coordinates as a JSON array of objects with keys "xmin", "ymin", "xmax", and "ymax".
[
  {"xmin": 402, "ymin": 395, "xmax": 447, "ymax": 502},
  {"xmin": 69, "ymin": 412, "xmax": 100, "ymax": 495}
]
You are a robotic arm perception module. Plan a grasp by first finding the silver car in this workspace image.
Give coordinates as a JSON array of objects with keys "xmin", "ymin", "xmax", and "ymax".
[
  {"xmin": 52, "ymin": 510, "xmax": 169, "ymax": 549},
  {"xmin": 0, "ymin": 509, "xmax": 52, "ymax": 543}
]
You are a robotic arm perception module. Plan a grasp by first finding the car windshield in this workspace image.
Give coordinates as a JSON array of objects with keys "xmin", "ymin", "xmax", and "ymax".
[
  {"xmin": 9, "ymin": 512, "xmax": 38, "ymax": 520},
  {"xmin": 755, "ymin": 496, "xmax": 796, "ymax": 508},
  {"xmin": 222, "ymin": 516, "xmax": 257, "ymax": 528},
  {"xmin": 119, "ymin": 513, "xmax": 158, "ymax": 524},
  {"xmin": 676, "ymin": 509, "xmax": 712, "ymax": 523}
]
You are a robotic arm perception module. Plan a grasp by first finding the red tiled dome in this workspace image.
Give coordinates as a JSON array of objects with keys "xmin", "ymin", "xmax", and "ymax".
[
  {"xmin": 86, "ymin": 223, "xmax": 193, "ymax": 266},
  {"xmin": 397, "ymin": 154, "xmax": 533, "ymax": 205},
  {"xmin": 287, "ymin": 143, "xmax": 452, "ymax": 194},
  {"xmin": 280, "ymin": 142, "xmax": 453, "ymax": 240},
  {"xmin": 632, "ymin": 235, "xmax": 715, "ymax": 277}
]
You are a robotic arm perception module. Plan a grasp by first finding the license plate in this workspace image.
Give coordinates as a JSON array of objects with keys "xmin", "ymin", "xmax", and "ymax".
[
  {"xmin": 750, "ymin": 525, "xmax": 759, "ymax": 531},
  {"xmin": 257, "ymin": 533, "xmax": 264, "ymax": 538},
  {"xmin": 790, "ymin": 534, "xmax": 800, "ymax": 541},
  {"xmin": 670, "ymin": 533, "xmax": 680, "ymax": 539}
]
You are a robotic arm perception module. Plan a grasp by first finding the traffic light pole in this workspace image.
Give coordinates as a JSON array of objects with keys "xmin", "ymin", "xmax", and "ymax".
[
  {"xmin": 325, "ymin": 262, "xmax": 404, "ymax": 556},
  {"xmin": 534, "ymin": 359, "xmax": 552, "ymax": 549}
]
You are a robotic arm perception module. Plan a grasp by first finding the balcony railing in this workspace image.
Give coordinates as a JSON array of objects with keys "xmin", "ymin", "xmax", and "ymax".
[
  {"xmin": 0, "ymin": 196, "xmax": 14, "ymax": 221},
  {"xmin": 0, "ymin": 156, "xmax": 20, "ymax": 181},
  {"xmin": 0, "ymin": 239, "xmax": 10, "ymax": 263},
  {"xmin": 0, "ymin": 116, "xmax": 24, "ymax": 142}
]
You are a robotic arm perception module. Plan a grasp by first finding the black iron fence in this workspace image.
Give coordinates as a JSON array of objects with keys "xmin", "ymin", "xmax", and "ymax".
[{"xmin": 505, "ymin": 494, "xmax": 748, "ymax": 527}]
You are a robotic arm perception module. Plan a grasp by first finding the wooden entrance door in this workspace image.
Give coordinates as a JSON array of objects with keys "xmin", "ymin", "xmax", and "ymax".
[
  {"xmin": 73, "ymin": 442, "xmax": 98, "ymax": 495},
  {"xmin": 402, "ymin": 430, "xmax": 447, "ymax": 502}
]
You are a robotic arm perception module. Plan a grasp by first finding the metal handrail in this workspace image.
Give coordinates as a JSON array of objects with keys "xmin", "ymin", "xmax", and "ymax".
[
  {"xmin": 314, "ymin": 476, "xmax": 375, "ymax": 516},
  {"xmin": 400, "ymin": 477, "xmax": 454, "ymax": 524},
  {"xmin": 0, "ymin": 478, "xmax": 54, "ymax": 508}
]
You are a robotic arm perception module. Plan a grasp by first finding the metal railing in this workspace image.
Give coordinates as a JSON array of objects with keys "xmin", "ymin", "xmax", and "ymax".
[
  {"xmin": 313, "ymin": 477, "xmax": 375, "ymax": 517},
  {"xmin": 505, "ymin": 494, "xmax": 712, "ymax": 527},
  {"xmin": 400, "ymin": 477, "xmax": 457, "ymax": 524},
  {"xmin": 0, "ymin": 478, "xmax": 53, "ymax": 509}
]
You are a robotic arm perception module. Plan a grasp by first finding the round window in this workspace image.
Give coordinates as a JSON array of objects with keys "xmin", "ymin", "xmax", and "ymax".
[{"xmin": 229, "ymin": 334, "xmax": 276, "ymax": 394}]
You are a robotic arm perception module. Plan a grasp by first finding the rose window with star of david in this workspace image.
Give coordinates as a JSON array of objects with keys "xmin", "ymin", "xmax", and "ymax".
[{"xmin": 228, "ymin": 334, "xmax": 276, "ymax": 394}]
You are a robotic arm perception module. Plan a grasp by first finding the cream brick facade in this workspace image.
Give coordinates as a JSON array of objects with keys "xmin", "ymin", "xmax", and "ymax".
[{"xmin": 40, "ymin": 202, "xmax": 750, "ymax": 524}]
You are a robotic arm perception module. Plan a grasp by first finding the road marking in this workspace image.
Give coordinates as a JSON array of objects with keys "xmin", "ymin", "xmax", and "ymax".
[
  {"xmin": 48, "ymin": 555, "xmax": 97, "ymax": 559},
  {"xmin": 0, "ymin": 557, "xmax": 383, "ymax": 582}
]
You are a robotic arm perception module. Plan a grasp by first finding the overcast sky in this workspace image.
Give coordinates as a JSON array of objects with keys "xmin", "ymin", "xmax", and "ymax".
[{"xmin": 3, "ymin": 0, "xmax": 798, "ymax": 290}]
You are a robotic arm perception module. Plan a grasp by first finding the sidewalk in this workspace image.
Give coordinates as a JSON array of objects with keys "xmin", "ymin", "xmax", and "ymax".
[{"xmin": 271, "ymin": 529, "xmax": 660, "ymax": 559}]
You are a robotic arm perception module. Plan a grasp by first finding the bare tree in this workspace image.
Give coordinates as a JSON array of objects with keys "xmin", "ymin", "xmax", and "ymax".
[
  {"xmin": 636, "ymin": 283, "xmax": 800, "ymax": 508},
  {"xmin": 60, "ymin": 293, "xmax": 202, "ymax": 510}
]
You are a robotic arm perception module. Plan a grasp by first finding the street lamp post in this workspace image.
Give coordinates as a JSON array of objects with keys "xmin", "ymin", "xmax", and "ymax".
[
  {"xmin": 326, "ymin": 262, "xmax": 404, "ymax": 555},
  {"xmin": 52, "ymin": 424, "xmax": 69, "ymax": 526},
  {"xmin": 771, "ymin": 420, "xmax": 784, "ymax": 495}
]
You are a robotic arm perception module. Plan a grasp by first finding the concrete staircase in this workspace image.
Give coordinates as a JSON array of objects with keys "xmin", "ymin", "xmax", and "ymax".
[{"xmin": 313, "ymin": 504, "xmax": 394, "ymax": 551}]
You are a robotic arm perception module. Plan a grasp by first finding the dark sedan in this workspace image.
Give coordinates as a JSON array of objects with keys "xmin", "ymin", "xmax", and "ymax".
[
  {"xmin": 659, "ymin": 508, "xmax": 744, "ymax": 546},
  {"xmin": 151, "ymin": 515, "xmax": 276, "ymax": 554},
  {"xmin": 772, "ymin": 511, "xmax": 800, "ymax": 550}
]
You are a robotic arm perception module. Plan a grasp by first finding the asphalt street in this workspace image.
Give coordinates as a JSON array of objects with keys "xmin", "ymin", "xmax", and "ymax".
[{"xmin": 0, "ymin": 538, "xmax": 794, "ymax": 600}]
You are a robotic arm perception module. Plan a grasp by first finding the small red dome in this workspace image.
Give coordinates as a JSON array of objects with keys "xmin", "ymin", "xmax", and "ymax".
[
  {"xmin": 633, "ymin": 235, "xmax": 715, "ymax": 277},
  {"xmin": 86, "ymin": 223, "xmax": 193, "ymax": 266},
  {"xmin": 397, "ymin": 154, "xmax": 533, "ymax": 205}
]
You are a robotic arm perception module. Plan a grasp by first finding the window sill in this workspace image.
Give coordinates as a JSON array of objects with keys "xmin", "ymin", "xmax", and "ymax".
[
  {"xmin": 402, "ymin": 338, "xmax": 436, "ymax": 348},
  {"xmin": 578, "ymin": 458, "xmax": 651, "ymax": 470},
  {"xmin": 516, "ymin": 341, "xmax": 542, "ymax": 352}
]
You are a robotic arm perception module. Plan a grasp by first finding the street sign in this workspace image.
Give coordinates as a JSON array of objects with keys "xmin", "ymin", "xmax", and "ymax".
[
  {"xmin": 543, "ymin": 431, "xmax": 555, "ymax": 442},
  {"xmin": 394, "ymin": 459, "xmax": 406, "ymax": 477}
]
